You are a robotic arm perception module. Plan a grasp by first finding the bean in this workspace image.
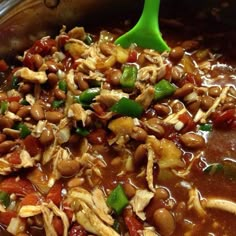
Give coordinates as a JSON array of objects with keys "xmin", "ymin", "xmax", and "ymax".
[
  {"xmin": 17, "ymin": 106, "xmax": 31, "ymax": 118},
  {"xmin": 153, "ymin": 208, "xmax": 176, "ymax": 236},
  {"xmin": 39, "ymin": 126, "xmax": 54, "ymax": 146},
  {"xmin": 67, "ymin": 177, "xmax": 85, "ymax": 188},
  {"xmin": 30, "ymin": 103, "xmax": 45, "ymax": 121},
  {"xmin": 134, "ymin": 144, "xmax": 147, "ymax": 167},
  {"xmin": 18, "ymin": 83, "xmax": 32, "ymax": 94},
  {"xmin": 47, "ymin": 73, "xmax": 59, "ymax": 88},
  {"xmin": 225, "ymin": 96, "xmax": 236, "ymax": 104},
  {"xmin": 173, "ymin": 83, "xmax": 194, "ymax": 98},
  {"xmin": 169, "ymin": 46, "xmax": 184, "ymax": 61},
  {"xmin": 0, "ymin": 92, "xmax": 7, "ymax": 101},
  {"xmin": 46, "ymin": 61, "xmax": 59, "ymax": 73},
  {"xmin": 181, "ymin": 40, "xmax": 199, "ymax": 51},
  {"xmin": 208, "ymin": 86, "xmax": 221, "ymax": 97},
  {"xmin": 111, "ymin": 157, "xmax": 122, "ymax": 166},
  {"xmin": 0, "ymin": 133, "xmax": 6, "ymax": 143},
  {"xmin": 222, "ymin": 102, "xmax": 235, "ymax": 111},
  {"xmin": 45, "ymin": 111, "xmax": 63, "ymax": 123},
  {"xmin": 123, "ymin": 183, "xmax": 136, "ymax": 199},
  {"xmin": 33, "ymin": 54, "xmax": 43, "ymax": 69},
  {"xmin": 146, "ymin": 118, "xmax": 165, "ymax": 138},
  {"xmin": 175, "ymin": 202, "xmax": 186, "ymax": 223},
  {"xmin": 201, "ymin": 95, "xmax": 214, "ymax": 111},
  {"xmin": 171, "ymin": 102, "xmax": 184, "ymax": 113},
  {"xmin": 187, "ymin": 100, "xmax": 201, "ymax": 115},
  {"xmin": 154, "ymin": 188, "xmax": 169, "ymax": 200},
  {"xmin": 0, "ymin": 141, "xmax": 17, "ymax": 154},
  {"xmin": 180, "ymin": 132, "xmax": 205, "ymax": 149},
  {"xmin": 9, "ymin": 101, "xmax": 20, "ymax": 113},
  {"xmin": 171, "ymin": 65, "xmax": 184, "ymax": 81},
  {"xmin": 57, "ymin": 159, "xmax": 80, "ymax": 177},
  {"xmin": 105, "ymin": 68, "xmax": 122, "ymax": 86},
  {"xmin": 54, "ymin": 87, "xmax": 66, "ymax": 100},
  {"xmin": 154, "ymin": 104, "xmax": 170, "ymax": 117},
  {"xmin": 74, "ymin": 73, "xmax": 89, "ymax": 91},
  {"xmin": 131, "ymin": 126, "xmax": 147, "ymax": 142},
  {"xmin": 0, "ymin": 116, "xmax": 14, "ymax": 130}
]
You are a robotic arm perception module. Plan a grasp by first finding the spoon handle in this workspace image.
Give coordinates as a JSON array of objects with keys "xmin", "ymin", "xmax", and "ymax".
[{"xmin": 137, "ymin": 0, "xmax": 160, "ymax": 29}]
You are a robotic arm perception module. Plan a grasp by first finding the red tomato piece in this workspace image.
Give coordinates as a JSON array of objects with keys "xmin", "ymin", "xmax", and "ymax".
[
  {"xmin": 20, "ymin": 192, "xmax": 42, "ymax": 207},
  {"xmin": 125, "ymin": 215, "xmax": 143, "ymax": 236},
  {"xmin": 7, "ymin": 96, "xmax": 21, "ymax": 102},
  {"xmin": 7, "ymin": 151, "xmax": 21, "ymax": 165},
  {"xmin": 57, "ymin": 35, "xmax": 70, "ymax": 49},
  {"xmin": 213, "ymin": 109, "xmax": 236, "ymax": 129},
  {"xmin": 0, "ymin": 177, "xmax": 35, "ymax": 196},
  {"xmin": 46, "ymin": 182, "xmax": 63, "ymax": 206},
  {"xmin": 178, "ymin": 112, "xmax": 196, "ymax": 133},
  {"xmin": 0, "ymin": 59, "xmax": 8, "ymax": 72},
  {"xmin": 52, "ymin": 217, "xmax": 64, "ymax": 236},
  {"xmin": 23, "ymin": 135, "xmax": 42, "ymax": 156},
  {"xmin": 69, "ymin": 224, "xmax": 87, "ymax": 236},
  {"xmin": 28, "ymin": 38, "xmax": 56, "ymax": 55},
  {"xmin": 127, "ymin": 49, "xmax": 138, "ymax": 63},
  {"xmin": 0, "ymin": 211, "xmax": 17, "ymax": 225}
]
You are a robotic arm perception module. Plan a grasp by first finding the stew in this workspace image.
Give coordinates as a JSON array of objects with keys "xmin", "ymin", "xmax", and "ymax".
[{"xmin": 0, "ymin": 23, "xmax": 235, "ymax": 236}]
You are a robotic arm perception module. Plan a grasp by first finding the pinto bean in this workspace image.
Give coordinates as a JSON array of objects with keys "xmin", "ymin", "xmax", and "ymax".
[
  {"xmin": 74, "ymin": 72, "xmax": 89, "ymax": 91},
  {"xmin": 201, "ymin": 95, "xmax": 214, "ymax": 111},
  {"xmin": 0, "ymin": 92, "xmax": 7, "ymax": 101},
  {"xmin": 45, "ymin": 111, "xmax": 63, "ymax": 123},
  {"xmin": 134, "ymin": 144, "xmax": 147, "ymax": 167},
  {"xmin": 33, "ymin": 54, "xmax": 43, "ymax": 69},
  {"xmin": 181, "ymin": 40, "xmax": 199, "ymax": 51},
  {"xmin": 169, "ymin": 46, "xmax": 184, "ymax": 61},
  {"xmin": 18, "ymin": 83, "xmax": 32, "ymax": 94},
  {"xmin": 0, "ymin": 141, "xmax": 17, "ymax": 153},
  {"xmin": 54, "ymin": 87, "xmax": 66, "ymax": 100},
  {"xmin": 17, "ymin": 106, "xmax": 31, "ymax": 118},
  {"xmin": 39, "ymin": 126, "xmax": 54, "ymax": 146},
  {"xmin": 187, "ymin": 100, "xmax": 201, "ymax": 115},
  {"xmin": 0, "ymin": 133, "xmax": 6, "ymax": 143},
  {"xmin": 30, "ymin": 103, "xmax": 45, "ymax": 121},
  {"xmin": 171, "ymin": 101, "xmax": 184, "ymax": 113},
  {"xmin": 173, "ymin": 83, "xmax": 194, "ymax": 98},
  {"xmin": 154, "ymin": 188, "xmax": 169, "ymax": 200},
  {"xmin": 180, "ymin": 132, "xmax": 205, "ymax": 149},
  {"xmin": 9, "ymin": 101, "xmax": 20, "ymax": 113},
  {"xmin": 153, "ymin": 208, "xmax": 176, "ymax": 236},
  {"xmin": 67, "ymin": 177, "xmax": 85, "ymax": 188},
  {"xmin": 0, "ymin": 116, "xmax": 14, "ymax": 130},
  {"xmin": 208, "ymin": 86, "xmax": 221, "ymax": 97},
  {"xmin": 171, "ymin": 65, "xmax": 184, "ymax": 81},
  {"xmin": 47, "ymin": 73, "xmax": 59, "ymax": 88},
  {"xmin": 175, "ymin": 202, "xmax": 186, "ymax": 223},
  {"xmin": 123, "ymin": 183, "xmax": 136, "ymax": 199},
  {"xmin": 105, "ymin": 68, "xmax": 122, "ymax": 86},
  {"xmin": 222, "ymin": 102, "xmax": 235, "ymax": 111},
  {"xmin": 57, "ymin": 159, "xmax": 80, "ymax": 177},
  {"xmin": 131, "ymin": 127, "xmax": 147, "ymax": 142},
  {"xmin": 154, "ymin": 104, "xmax": 170, "ymax": 117}
]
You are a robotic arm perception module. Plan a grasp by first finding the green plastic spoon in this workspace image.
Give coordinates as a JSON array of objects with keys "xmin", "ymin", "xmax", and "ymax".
[{"xmin": 115, "ymin": 0, "xmax": 169, "ymax": 52}]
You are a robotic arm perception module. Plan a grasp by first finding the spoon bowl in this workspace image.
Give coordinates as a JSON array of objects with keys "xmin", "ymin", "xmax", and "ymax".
[{"xmin": 115, "ymin": 0, "xmax": 169, "ymax": 52}]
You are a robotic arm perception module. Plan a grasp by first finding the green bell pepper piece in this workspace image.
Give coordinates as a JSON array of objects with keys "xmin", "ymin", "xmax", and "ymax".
[
  {"xmin": 79, "ymin": 88, "xmax": 100, "ymax": 104},
  {"xmin": 76, "ymin": 127, "xmax": 90, "ymax": 137},
  {"xmin": 154, "ymin": 79, "xmax": 176, "ymax": 100},
  {"xmin": 58, "ymin": 80, "xmax": 67, "ymax": 92},
  {"xmin": 11, "ymin": 76, "xmax": 19, "ymax": 89},
  {"xmin": 120, "ymin": 64, "xmax": 138, "ymax": 89},
  {"xmin": 199, "ymin": 123, "xmax": 212, "ymax": 132},
  {"xmin": 14, "ymin": 123, "xmax": 31, "ymax": 138},
  {"xmin": 110, "ymin": 97, "xmax": 143, "ymax": 118},
  {"xmin": 107, "ymin": 184, "xmax": 129, "ymax": 215},
  {"xmin": 0, "ymin": 191, "xmax": 10, "ymax": 207},
  {"xmin": 52, "ymin": 100, "xmax": 64, "ymax": 108},
  {"xmin": 0, "ymin": 101, "xmax": 8, "ymax": 114}
]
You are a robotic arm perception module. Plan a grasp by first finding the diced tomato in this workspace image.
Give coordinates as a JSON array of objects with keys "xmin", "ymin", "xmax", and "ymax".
[
  {"xmin": 63, "ymin": 202, "xmax": 74, "ymax": 222},
  {"xmin": 212, "ymin": 109, "xmax": 236, "ymax": 129},
  {"xmin": 124, "ymin": 215, "xmax": 143, "ymax": 236},
  {"xmin": 46, "ymin": 182, "xmax": 62, "ymax": 206},
  {"xmin": 178, "ymin": 112, "xmax": 196, "ymax": 133},
  {"xmin": 7, "ymin": 151, "xmax": 21, "ymax": 165},
  {"xmin": 69, "ymin": 224, "xmax": 87, "ymax": 236},
  {"xmin": 52, "ymin": 217, "xmax": 64, "ymax": 236},
  {"xmin": 23, "ymin": 135, "xmax": 42, "ymax": 156},
  {"xmin": 127, "ymin": 49, "xmax": 138, "ymax": 63},
  {"xmin": 0, "ymin": 177, "xmax": 35, "ymax": 196},
  {"xmin": 28, "ymin": 38, "xmax": 56, "ymax": 55},
  {"xmin": 7, "ymin": 96, "xmax": 21, "ymax": 102},
  {"xmin": 181, "ymin": 73, "xmax": 202, "ymax": 86},
  {"xmin": 22, "ymin": 52, "xmax": 35, "ymax": 70},
  {"xmin": 0, "ymin": 211, "xmax": 17, "ymax": 225},
  {"xmin": 57, "ymin": 35, "xmax": 70, "ymax": 49},
  {"xmin": 20, "ymin": 192, "xmax": 41, "ymax": 206},
  {"xmin": 0, "ymin": 59, "xmax": 8, "ymax": 72}
]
